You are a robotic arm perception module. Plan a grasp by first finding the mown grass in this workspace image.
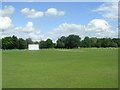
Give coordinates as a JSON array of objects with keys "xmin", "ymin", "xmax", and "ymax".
[{"xmin": 2, "ymin": 48, "xmax": 118, "ymax": 88}]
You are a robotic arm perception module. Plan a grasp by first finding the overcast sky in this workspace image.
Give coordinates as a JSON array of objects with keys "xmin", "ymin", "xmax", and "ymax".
[{"xmin": 0, "ymin": 2, "xmax": 118, "ymax": 42}]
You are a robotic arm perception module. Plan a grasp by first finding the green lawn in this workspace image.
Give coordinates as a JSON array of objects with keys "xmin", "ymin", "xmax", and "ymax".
[{"xmin": 2, "ymin": 48, "xmax": 118, "ymax": 88}]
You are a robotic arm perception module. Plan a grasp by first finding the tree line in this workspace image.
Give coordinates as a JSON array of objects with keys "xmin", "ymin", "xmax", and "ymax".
[{"xmin": 0, "ymin": 35, "xmax": 120, "ymax": 49}]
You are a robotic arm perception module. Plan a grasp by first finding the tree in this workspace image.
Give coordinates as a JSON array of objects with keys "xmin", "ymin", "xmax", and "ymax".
[
  {"xmin": 56, "ymin": 36, "xmax": 66, "ymax": 48},
  {"xmin": 39, "ymin": 39, "xmax": 54, "ymax": 49},
  {"xmin": 18, "ymin": 38, "xmax": 27, "ymax": 49},
  {"xmin": 112, "ymin": 38, "xmax": 120, "ymax": 47},
  {"xmin": 34, "ymin": 41, "xmax": 39, "ymax": 44},
  {"xmin": 0, "ymin": 39, "xmax": 2, "ymax": 49},
  {"xmin": 100, "ymin": 38, "xmax": 111, "ymax": 47},
  {"xmin": 111, "ymin": 41, "xmax": 118, "ymax": 47},
  {"xmin": 12, "ymin": 35, "xmax": 19, "ymax": 49},
  {"xmin": 39, "ymin": 40, "xmax": 47, "ymax": 49},
  {"xmin": 1, "ymin": 35, "xmax": 120, "ymax": 49},
  {"xmin": 46, "ymin": 39, "xmax": 54, "ymax": 48},
  {"xmin": 57, "ymin": 39, "xmax": 65, "ymax": 48},
  {"xmin": 65, "ymin": 34, "xmax": 81, "ymax": 48},
  {"xmin": 82, "ymin": 36, "xmax": 91, "ymax": 47},
  {"xmin": 26, "ymin": 38, "xmax": 33, "ymax": 48},
  {"xmin": 26, "ymin": 38, "xmax": 33, "ymax": 44},
  {"xmin": 90, "ymin": 37, "xmax": 97, "ymax": 47},
  {"xmin": 2, "ymin": 37, "xmax": 14, "ymax": 49},
  {"xmin": 96, "ymin": 39, "xmax": 102, "ymax": 48}
]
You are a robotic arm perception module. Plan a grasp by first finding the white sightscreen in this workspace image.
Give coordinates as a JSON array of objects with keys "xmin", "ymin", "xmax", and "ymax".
[{"xmin": 28, "ymin": 44, "xmax": 39, "ymax": 50}]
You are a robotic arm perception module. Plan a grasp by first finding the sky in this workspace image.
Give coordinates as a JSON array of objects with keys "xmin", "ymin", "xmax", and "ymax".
[{"xmin": 0, "ymin": 2, "xmax": 119, "ymax": 42}]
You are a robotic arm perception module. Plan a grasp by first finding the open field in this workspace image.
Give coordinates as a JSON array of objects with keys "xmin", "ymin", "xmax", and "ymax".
[{"xmin": 2, "ymin": 48, "xmax": 118, "ymax": 88}]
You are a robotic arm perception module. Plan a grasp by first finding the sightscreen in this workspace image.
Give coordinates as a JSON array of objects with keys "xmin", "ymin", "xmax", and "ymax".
[{"xmin": 28, "ymin": 44, "xmax": 39, "ymax": 50}]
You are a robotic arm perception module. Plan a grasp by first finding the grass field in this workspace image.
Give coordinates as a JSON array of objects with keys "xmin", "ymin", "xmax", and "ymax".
[{"xmin": 2, "ymin": 48, "xmax": 118, "ymax": 88}]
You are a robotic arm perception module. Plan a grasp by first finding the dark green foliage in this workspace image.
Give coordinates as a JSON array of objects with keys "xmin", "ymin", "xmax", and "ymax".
[
  {"xmin": 0, "ymin": 39, "xmax": 2, "ymax": 49},
  {"xmin": 112, "ymin": 38, "xmax": 120, "ymax": 47},
  {"xmin": 81, "ymin": 36, "xmax": 91, "ymax": 47},
  {"xmin": 34, "ymin": 41, "xmax": 39, "ymax": 44},
  {"xmin": 65, "ymin": 35, "xmax": 81, "ymax": 48},
  {"xmin": 39, "ymin": 40, "xmax": 47, "ymax": 49},
  {"xmin": 18, "ymin": 38, "xmax": 27, "ymax": 49},
  {"xmin": 90, "ymin": 37, "xmax": 97, "ymax": 47},
  {"xmin": 26, "ymin": 38, "xmax": 33, "ymax": 45},
  {"xmin": 2, "ymin": 36, "xmax": 14, "ymax": 49},
  {"xmin": 56, "ymin": 36, "xmax": 66, "ymax": 48},
  {"xmin": 12, "ymin": 35, "xmax": 19, "ymax": 49},
  {"xmin": 39, "ymin": 39, "xmax": 54, "ymax": 49},
  {"xmin": 46, "ymin": 39, "xmax": 54, "ymax": 48},
  {"xmin": 2, "ymin": 36, "xmax": 27, "ymax": 49},
  {"xmin": 1, "ymin": 35, "xmax": 120, "ymax": 49}
]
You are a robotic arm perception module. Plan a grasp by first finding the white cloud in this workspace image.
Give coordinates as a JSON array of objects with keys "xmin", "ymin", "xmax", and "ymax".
[
  {"xmin": 15, "ymin": 22, "xmax": 35, "ymax": 33},
  {"xmin": 47, "ymin": 23, "xmax": 85, "ymax": 41},
  {"xmin": 28, "ymin": 32, "xmax": 45, "ymax": 41},
  {"xmin": 48, "ymin": 23, "xmax": 85, "ymax": 38},
  {"xmin": 0, "ymin": 17, "xmax": 12, "ymax": 30},
  {"xmin": 48, "ymin": 19, "xmax": 118, "ymax": 40},
  {"xmin": 45, "ymin": 8, "xmax": 65, "ymax": 16},
  {"xmin": 21, "ymin": 8, "xmax": 65, "ymax": 19},
  {"xmin": 1, "ymin": 21, "xmax": 46, "ymax": 41},
  {"xmin": 93, "ymin": 2, "xmax": 118, "ymax": 19},
  {"xmin": 0, "ymin": 5, "xmax": 15, "ymax": 16},
  {"xmin": 15, "ymin": 22, "xmax": 45, "ymax": 41},
  {"xmin": 87, "ymin": 19, "xmax": 110, "ymax": 32},
  {"xmin": 21, "ymin": 8, "xmax": 44, "ymax": 19},
  {"xmin": 1, "ymin": 18, "xmax": 118, "ymax": 41},
  {"xmin": 86, "ymin": 19, "xmax": 118, "ymax": 38},
  {"xmin": 0, "ymin": 5, "xmax": 14, "ymax": 31}
]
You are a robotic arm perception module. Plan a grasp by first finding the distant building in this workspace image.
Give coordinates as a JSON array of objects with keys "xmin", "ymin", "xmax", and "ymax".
[{"xmin": 28, "ymin": 44, "xmax": 39, "ymax": 50}]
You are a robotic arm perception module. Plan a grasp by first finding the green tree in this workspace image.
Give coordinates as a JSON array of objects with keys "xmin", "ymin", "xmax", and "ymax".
[
  {"xmin": 26, "ymin": 38, "xmax": 33, "ymax": 44},
  {"xmin": 96, "ymin": 39, "xmax": 102, "ymax": 48},
  {"xmin": 0, "ymin": 39, "xmax": 2, "ymax": 49},
  {"xmin": 111, "ymin": 41, "xmax": 118, "ymax": 47},
  {"xmin": 82, "ymin": 36, "xmax": 91, "ymax": 47},
  {"xmin": 12, "ymin": 35, "xmax": 19, "ymax": 49},
  {"xmin": 18, "ymin": 38, "xmax": 27, "ymax": 49},
  {"xmin": 39, "ymin": 40, "xmax": 47, "ymax": 49},
  {"xmin": 26, "ymin": 38, "xmax": 33, "ymax": 48},
  {"xmin": 34, "ymin": 41, "xmax": 39, "ymax": 44},
  {"xmin": 46, "ymin": 39, "xmax": 54, "ymax": 48},
  {"xmin": 100, "ymin": 38, "xmax": 111, "ymax": 47},
  {"xmin": 90, "ymin": 37, "xmax": 97, "ymax": 47},
  {"xmin": 56, "ymin": 36, "xmax": 66, "ymax": 48},
  {"xmin": 2, "ymin": 37, "xmax": 14, "ymax": 49},
  {"xmin": 112, "ymin": 38, "xmax": 120, "ymax": 47},
  {"xmin": 65, "ymin": 34, "xmax": 81, "ymax": 48},
  {"xmin": 57, "ymin": 39, "xmax": 65, "ymax": 48}
]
